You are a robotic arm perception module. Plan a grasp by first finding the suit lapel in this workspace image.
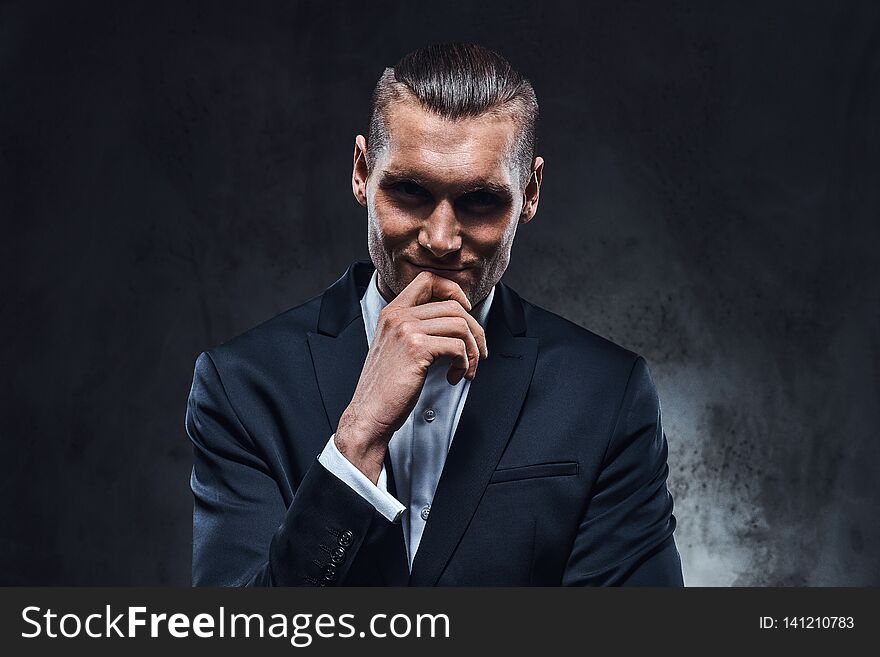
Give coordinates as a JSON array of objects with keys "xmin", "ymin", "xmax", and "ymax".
[
  {"xmin": 307, "ymin": 260, "xmax": 538, "ymax": 587},
  {"xmin": 409, "ymin": 283, "xmax": 538, "ymax": 586},
  {"xmin": 306, "ymin": 263, "xmax": 369, "ymax": 435},
  {"xmin": 307, "ymin": 260, "xmax": 408, "ymax": 585}
]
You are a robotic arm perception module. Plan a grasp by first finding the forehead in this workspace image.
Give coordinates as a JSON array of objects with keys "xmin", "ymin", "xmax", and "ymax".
[{"xmin": 378, "ymin": 98, "xmax": 519, "ymax": 187}]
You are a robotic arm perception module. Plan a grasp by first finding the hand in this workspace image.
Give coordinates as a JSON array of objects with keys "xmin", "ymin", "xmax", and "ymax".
[{"xmin": 334, "ymin": 271, "xmax": 489, "ymax": 482}]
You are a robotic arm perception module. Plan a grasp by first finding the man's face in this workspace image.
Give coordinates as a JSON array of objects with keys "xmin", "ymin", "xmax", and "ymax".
[{"xmin": 352, "ymin": 98, "xmax": 542, "ymax": 309}]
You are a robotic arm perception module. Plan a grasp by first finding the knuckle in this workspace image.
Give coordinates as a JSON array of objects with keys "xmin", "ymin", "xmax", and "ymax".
[{"xmin": 406, "ymin": 331, "xmax": 423, "ymax": 351}]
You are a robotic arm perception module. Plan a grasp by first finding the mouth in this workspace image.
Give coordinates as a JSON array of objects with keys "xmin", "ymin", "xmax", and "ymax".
[{"xmin": 406, "ymin": 261, "xmax": 470, "ymax": 279}]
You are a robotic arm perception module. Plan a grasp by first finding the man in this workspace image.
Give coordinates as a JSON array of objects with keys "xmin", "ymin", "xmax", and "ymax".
[{"xmin": 186, "ymin": 43, "xmax": 684, "ymax": 586}]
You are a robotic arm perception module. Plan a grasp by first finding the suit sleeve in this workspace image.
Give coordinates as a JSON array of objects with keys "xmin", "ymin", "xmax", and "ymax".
[
  {"xmin": 562, "ymin": 356, "xmax": 684, "ymax": 586},
  {"xmin": 318, "ymin": 433, "xmax": 406, "ymax": 522},
  {"xmin": 185, "ymin": 351, "xmax": 398, "ymax": 587}
]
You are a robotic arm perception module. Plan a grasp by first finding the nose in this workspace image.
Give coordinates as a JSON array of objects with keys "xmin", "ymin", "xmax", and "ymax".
[{"xmin": 418, "ymin": 200, "xmax": 461, "ymax": 258}]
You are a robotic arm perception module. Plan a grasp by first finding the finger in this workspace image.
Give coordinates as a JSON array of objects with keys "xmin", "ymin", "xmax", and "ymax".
[
  {"xmin": 390, "ymin": 270, "xmax": 472, "ymax": 312},
  {"xmin": 421, "ymin": 335, "xmax": 469, "ymax": 385},
  {"xmin": 410, "ymin": 316, "xmax": 481, "ymax": 379},
  {"xmin": 408, "ymin": 300, "xmax": 488, "ymax": 359}
]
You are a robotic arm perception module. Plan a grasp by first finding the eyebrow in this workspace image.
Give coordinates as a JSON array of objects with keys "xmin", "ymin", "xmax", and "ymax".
[{"xmin": 379, "ymin": 170, "xmax": 514, "ymax": 198}]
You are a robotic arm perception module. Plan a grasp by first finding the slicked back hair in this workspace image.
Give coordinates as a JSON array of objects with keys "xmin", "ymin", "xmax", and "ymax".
[{"xmin": 366, "ymin": 43, "xmax": 539, "ymax": 189}]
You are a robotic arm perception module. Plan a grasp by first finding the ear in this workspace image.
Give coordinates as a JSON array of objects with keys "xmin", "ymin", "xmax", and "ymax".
[
  {"xmin": 519, "ymin": 156, "xmax": 544, "ymax": 224},
  {"xmin": 352, "ymin": 135, "xmax": 369, "ymax": 208}
]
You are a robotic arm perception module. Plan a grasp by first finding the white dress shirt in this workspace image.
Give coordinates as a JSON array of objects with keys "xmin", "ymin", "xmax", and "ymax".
[{"xmin": 318, "ymin": 268, "xmax": 496, "ymax": 570}]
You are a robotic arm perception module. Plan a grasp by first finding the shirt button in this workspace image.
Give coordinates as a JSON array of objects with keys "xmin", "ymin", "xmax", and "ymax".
[
  {"xmin": 420, "ymin": 505, "xmax": 431, "ymax": 521},
  {"xmin": 423, "ymin": 408, "xmax": 436, "ymax": 422}
]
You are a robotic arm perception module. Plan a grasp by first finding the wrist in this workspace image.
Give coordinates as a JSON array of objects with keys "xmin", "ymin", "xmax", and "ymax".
[{"xmin": 335, "ymin": 406, "xmax": 389, "ymax": 483}]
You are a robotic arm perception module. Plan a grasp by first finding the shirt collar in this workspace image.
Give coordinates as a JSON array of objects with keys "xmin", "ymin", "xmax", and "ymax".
[{"xmin": 361, "ymin": 268, "xmax": 496, "ymax": 347}]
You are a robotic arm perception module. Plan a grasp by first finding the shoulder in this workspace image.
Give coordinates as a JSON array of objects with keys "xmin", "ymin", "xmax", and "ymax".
[
  {"xmin": 197, "ymin": 291, "xmax": 324, "ymax": 379},
  {"xmin": 509, "ymin": 289, "xmax": 660, "ymax": 452},
  {"xmin": 511, "ymin": 287, "xmax": 656, "ymax": 421},
  {"xmin": 516, "ymin": 290, "xmax": 641, "ymax": 376}
]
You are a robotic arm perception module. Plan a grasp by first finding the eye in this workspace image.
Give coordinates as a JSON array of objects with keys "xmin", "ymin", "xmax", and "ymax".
[
  {"xmin": 459, "ymin": 190, "xmax": 501, "ymax": 210},
  {"xmin": 393, "ymin": 181, "xmax": 430, "ymax": 198}
]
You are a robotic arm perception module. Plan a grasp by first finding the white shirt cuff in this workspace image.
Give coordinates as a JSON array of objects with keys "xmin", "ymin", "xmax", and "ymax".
[{"xmin": 318, "ymin": 433, "xmax": 406, "ymax": 523}]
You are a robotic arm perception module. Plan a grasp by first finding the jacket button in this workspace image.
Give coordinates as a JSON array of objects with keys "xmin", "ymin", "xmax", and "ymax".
[
  {"xmin": 339, "ymin": 530, "xmax": 354, "ymax": 547},
  {"xmin": 330, "ymin": 546, "xmax": 346, "ymax": 564},
  {"xmin": 322, "ymin": 565, "xmax": 337, "ymax": 582},
  {"xmin": 420, "ymin": 505, "xmax": 431, "ymax": 521},
  {"xmin": 423, "ymin": 408, "xmax": 436, "ymax": 422}
]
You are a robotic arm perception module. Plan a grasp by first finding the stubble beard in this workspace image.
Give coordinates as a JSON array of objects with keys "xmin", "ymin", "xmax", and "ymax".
[{"xmin": 365, "ymin": 207, "xmax": 515, "ymax": 311}]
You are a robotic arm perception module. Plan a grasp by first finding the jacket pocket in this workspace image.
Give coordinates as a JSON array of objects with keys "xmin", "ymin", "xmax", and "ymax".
[{"xmin": 488, "ymin": 461, "xmax": 579, "ymax": 485}]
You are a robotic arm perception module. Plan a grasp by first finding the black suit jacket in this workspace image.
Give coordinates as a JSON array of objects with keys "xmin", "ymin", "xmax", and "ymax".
[{"xmin": 186, "ymin": 260, "xmax": 684, "ymax": 586}]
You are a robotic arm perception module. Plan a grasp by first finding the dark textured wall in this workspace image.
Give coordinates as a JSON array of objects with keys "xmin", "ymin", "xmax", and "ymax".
[{"xmin": 2, "ymin": 0, "xmax": 878, "ymax": 585}]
